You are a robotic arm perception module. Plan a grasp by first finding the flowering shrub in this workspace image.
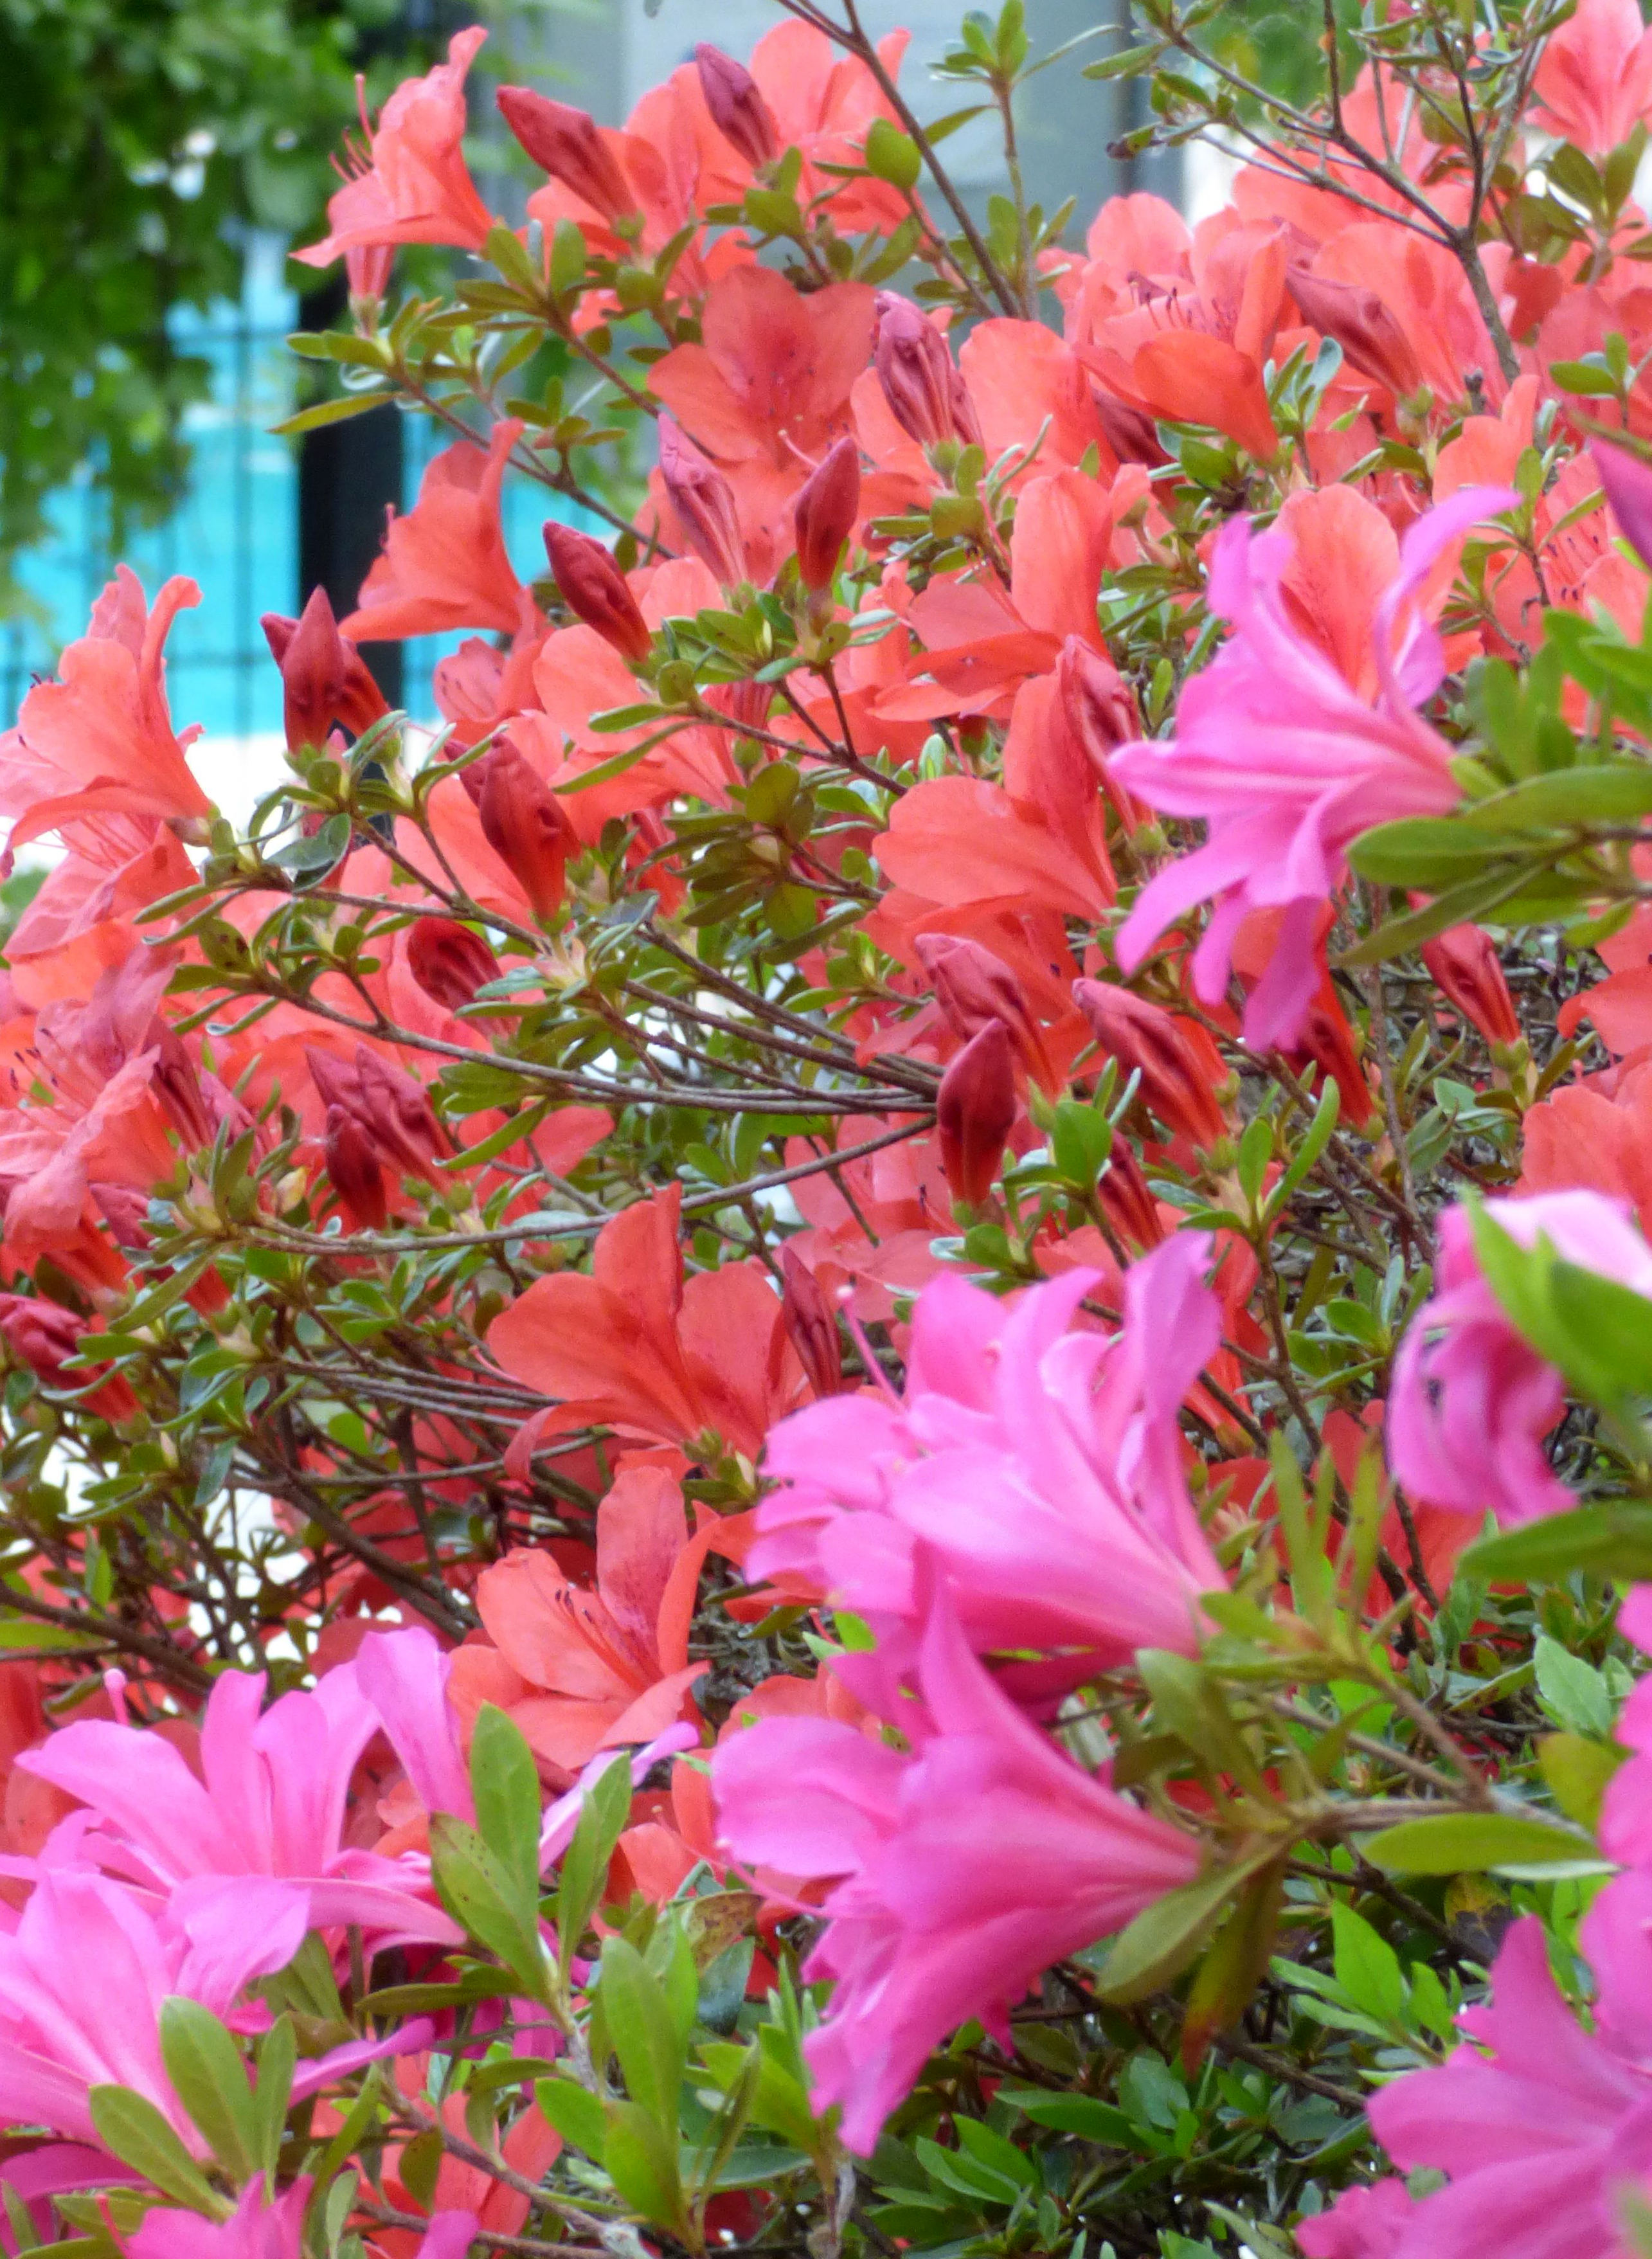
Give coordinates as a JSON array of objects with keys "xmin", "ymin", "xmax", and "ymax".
[{"xmin": 17, "ymin": 0, "xmax": 1652, "ymax": 2252}]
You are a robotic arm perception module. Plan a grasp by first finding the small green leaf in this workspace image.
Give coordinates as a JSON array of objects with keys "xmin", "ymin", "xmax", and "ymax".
[
  {"xmin": 602, "ymin": 2097, "xmax": 685, "ymax": 2229},
  {"xmin": 598, "ymin": 1935, "xmax": 685, "ymax": 2127},
  {"xmin": 430, "ymin": 1815, "xmax": 549, "ymax": 2002},
  {"xmin": 555, "ymin": 1752, "xmax": 632, "ymax": 1954},
  {"xmin": 1463, "ymin": 1502, "xmax": 1652, "ymax": 1583},
  {"xmin": 1534, "ymin": 1635, "xmax": 1615, "ymax": 1738},
  {"xmin": 157, "ymin": 1998, "xmax": 258, "ymax": 2179},
  {"xmin": 471, "ymin": 1702, "xmax": 543, "ymax": 1907},
  {"xmin": 535, "ymin": 2074, "xmax": 608, "ymax": 2159},
  {"xmin": 863, "ymin": 118, "xmax": 922, "ymax": 190},
  {"xmin": 1361, "ymin": 1811, "xmax": 1598, "ymax": 1875},
  {"xmin": 88, "ymin": 2085, "xmax": 225, "ymax": 2216},
  {"xmin": 1099, "ymin": 1862, "xmax": 1260, "ymax": 2003}
]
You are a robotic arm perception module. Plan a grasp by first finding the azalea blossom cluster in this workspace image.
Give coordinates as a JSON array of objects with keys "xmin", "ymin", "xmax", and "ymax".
[{"xmin": 13, "ymin": 0, "xmax": 1652, "ymax": 2253}]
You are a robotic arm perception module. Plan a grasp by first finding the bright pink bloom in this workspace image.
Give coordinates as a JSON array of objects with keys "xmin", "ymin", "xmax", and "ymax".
[
  {"xmin": 1295, "ymin": 2179, "xmax": 1417, "ymax": 2258},
  {"xmin": 0, "ymin": 1868, "xmax": 425, "ymax": 2152},
  {"xmin": 1358, "ymin": 1916, "xmax": 1652, "ymax": 2259},
  {"xmin": 748, "ymin": 1240, "xmax": 1226, "ymax": 1675},
  {"xmin": 1387, "ymin": 1190, "xmax": 1652, "ymax": 1526},
  {"xmin": 1110, "ymin": 487, "xmax": 1514, "ymax": 1048},
  {"xmin": 712, "ymin": 1584, "xmax": 1199, "ymax": 2154},
  {"xmin": 19, "ymin": 1628, "xmax": 468, "ymax": 1949},
  {"xmin": 129, "ymin": 2178, "xmax": 478, "ymax": 2259},
  {"xmin": 1594, "ymin": 439, "xmax": 1652, "ymax": 575},
  {"xmin": 296, "ymin": 28, "xmax": 495, "ymax": 266}
]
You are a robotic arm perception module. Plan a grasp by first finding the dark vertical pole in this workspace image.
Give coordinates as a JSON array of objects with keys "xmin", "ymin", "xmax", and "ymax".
[{"xmin": 296, "ymin": 276, "xmax": 404, "ymax": 706}]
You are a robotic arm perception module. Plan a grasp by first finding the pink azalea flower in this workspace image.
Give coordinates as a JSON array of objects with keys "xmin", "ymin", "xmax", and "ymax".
[
  {"xmin": 1387, "ymin": 1189, "xmax": 1652, "ymax": 1526},
  {"xmin": 129, "ymin": 2176, "xmax": 478, "ymax": 2259},
  {"xmin": 712, "ymin": 1584, "xmax": 1199, "ymax": 2155},
  {"xmin": 0, "ymin": 1868, "xmax": 429, "ymax": 2153},
  {"xmin": 19, "ymin": 1628, "xmax": 469, "ymax": 1949},
  {"xmin": 1109, "ymin": 486, "xmax": 1515, "ymax": 1049},
  {"xmin": 1295, "ymin": 2178, "xmax": 1417, "ymax": 2258},
  {"xmin": 1358, "ymin": 1916, "xmax": 1652, "ymax": 2259},
  {"xmin": 749, "ymin": 1238, "xmax": 1226, "ymax": 1679}
]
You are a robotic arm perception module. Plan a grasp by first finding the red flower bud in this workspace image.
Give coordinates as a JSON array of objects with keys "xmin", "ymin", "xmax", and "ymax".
[
  {"xmin": 937, "ymin": 1020, "xmax": 1017, "ymax": 1207},
  {"xmin": 496, "ymin": 89, "xmax": 636, "ymax": 222},
  {"xmin": 1295, "ymin": 978, "xmax": 1375, "ymax": 1130},
  {"xmin": 408, "ymin": 917, "xmax": 502, "ymax": 1013},
  {"xmin": 308, "ymin": 1047, "xmax": 445, "ymax": 1185},
  {"xmin": 1098, "ymin": 1135, "xmax": 1165, "ymax": 1250},
  {"xmin": 1420, "ymin": 924, "xmax": 1521, "ymax": 1048},
  {"xmin": 1057, "ymin": 638, "xmax": 1145, "ymax": 826},
  {"xmin": 658, "ymin": 419, "xmax": 747, "ymax": 588},
  {"xmin": 323, "ymin": 1104, "xmax": 389, "ymax": 1232},
  {"xmin": 1090, "ymin": 384, "xmax": 1170, "ymax": 469},
  {"xmin": 150, "ymin": 1026, "xmax": 248, "ymax": 1154},
  {"xmin": 1072, "ymin": 981, "xmax": 1228, "ymax": 1149},
  {"xmin": 694, "ymin": 44, "xmax": 780, "ymax": 168},
  {"xmin": 260, "ymin": 588, "xmax": 388, "ymax": 753},
  {"xmin": 464, "ymin": 742, "xmax": 574, "ymax": 923},
  {"xmin": 543, "ymin": 521, "xmax": 652, "ymax": 663},
  {"xmin": 913, "ymin": 932, "xmax": 1056, "ymax": 1094},
  {"xmin": 1593, "ymin": 438, "xmax": 1652, "ymax": 574},
  {"xmin": 346, "ymin": 242, "xmax": 395, "ymax": 304},
  {"xmin": 874, "ymin": 295, "xmax": 980, "ymax": 451},
  {"xmin": 1286, "ymin": 267, "xmax": 1423, "ymax": 401},
  {"xmin": 778, "ymin": 1244, "xmax": 844, "ymax": 1398},
  {"xmin": 0, "ymin": 1295, "xmax": 138, "ymax": 1421},
  {"xmin": 793, "ymin": 437, "xmax": 861, "ymax": 592}
]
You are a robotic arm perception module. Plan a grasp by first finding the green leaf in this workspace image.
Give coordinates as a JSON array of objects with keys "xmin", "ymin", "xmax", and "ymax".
[
  {"xmin": 555, "ymin": 1751, "xmax": 632, "ymax": 1954},
  {"xmin": 1329, "ymin": 1904, "xmax": 1404, "ymax": 2023},
  {"xmin": 998, "ymin": 2089, "xmax": 1133, "ymax": 2146},
  {"xmin": 1457, "ymin": 763, "xmax": 1652, "ymax": 829},
  {"xmin": 1534, "ymin": 1634, "xmax": 1615, "ymax": 1738},
  {"xmin": 1464, "ymin": 1501, "xmax": 1652, "ymax": 1583},
  {"xmin": 535, "ymin": 2074, "xmax": 608, "ymax": 2159},
  {"xmin": 270, "ymin": 390, "xmax": 394, "ymax": 437},
  {"xmin": 1340, "ymin": 863, "xmax": 1545, "ymax": 967},
  {"xmin": 1361, "ymin": 1811, "xmax": 1598, "ymax": 1875},
  {"xmin": 88, "ymin": 2085, "xmax": 225, "ymax": 2216},
  {"xmin": 863, "ymin": 118, "xmax": 922, "ymax": 190},
  {"xmin": 252, "ymin": 2014, "xmax": 296, "ymax": 2179},
  {"xmin": 1540, "ymin": 1731, "xmax": 1626, "ymax": 1828},
  {"xmin": 602, "ymin": 2097, "xmax": 685, "ymax": 2228},
  {"xmin": 157, "ymin": 1999, "xmax": 257, "ymax": 2179},
  {"xmin": 598, "ymin": 1935, "xmax": 685, "ymax": 2127},
  {"xmin": 471, "ymin": 1702, "xmax": 543, "ymax": 1908},
  {"xmin": 429, "ymin": 1815, "xmax": 549, "ymax": 2002},
  {"xmin": 1099, "ymin": 1862, "xmax": 1260, "ymax": 2003}
]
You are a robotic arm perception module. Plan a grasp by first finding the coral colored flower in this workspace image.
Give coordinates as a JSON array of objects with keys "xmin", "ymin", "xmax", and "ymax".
[
  {"xmin": 19, "ymin": 1628, "xmax": 467, "ymax": 1949},
  {"xmin": 486, "ymin": 1184, "xmax": 805, "ymax": 1460},
  {"xmin": 1111, "ymin": 485, "xmax": 1516, "ymax": 1050},
  {"xmin": 452, "ymin": 1465, "xmax": 728, "ymax": 1776},
  {"xmin": 748, "ymin": 1241, "xmax": 1226, "ymax": 1674},
  {"xmin": 1533, "ymin": 0, "xmax": 1652, "ymax": 159},
  {"xmin": 1356, "ymin": 1917, "xmax": 1652, "ymax": 2259},
  {"xmin": 0, "ymin": 568, "xmax": 211, "ymax": 857},
  {"xmin": 296, "ymin": 28, "xmax": 495, "ymax": 265},
  {"xmin": 341, "ymin": 422, "xmax": 534, "ymax": 644},
  {"xmin": 712, "ymin": 1584, "xmax": 1199, "ymax": 2154},
  {"xmin": 1387, "ymin": 1190, "xmax": 1652, "ymax": 1526}
]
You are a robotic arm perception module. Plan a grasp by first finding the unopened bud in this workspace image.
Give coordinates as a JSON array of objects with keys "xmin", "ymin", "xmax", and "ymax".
[
  {"xmin": 465, "ymin": 742, "xmax": 574, "ymax": 923},
  {"xmin": 352, "ymin": 1048, "xmax": 447, "ymax": 1181},
  {"xmin": 1098, "ymin": 1135, "xmax": 1165, "ymax": 1249},
  {"xmin": 496, "ymin": 88, "xmax": 635, "ymax": 222},
  {"xmin": 778, "ymin": 1245, "xmax": 844, "ymax": 1398},
  {"xmin": 694, "ymin": 44, "xmax": 779, "ymax": 168},
  {"xmin": 937, "ymin": 1020, "xmax": 1016, "ymax": 1207},
  {"xmin": 323, "ymin": 1104, "xmax": 389, "ymax": 1232},
  {"xmin": 1090, "ymin": 384, "xmax": 1169, "ymax": 468},
  {"xmin": 874, "ymin": 295, "xmax": 980, "ymax": 451},
  {"xmin": 408, "ymin": 917, "xmax": 502, "ymax": 1012},
  {"xmin": 1072, "ymin": 980, "xmax": 1226, "ymax": 1149},
  {"xmin": 914, "ymin": 932, "xmax": 1055, "ymax": 1093},
  {"xmin": 1287, "ymin": 267, "xmax": 1423, "ymax": 400},
  {"xmin": 543, "ymin": 521, "xmax": 652, "ymax": 663},
  {"xmin": 346, "ymin": 242, "xmax": 395, "ymax": 306},
  {"xmin": 1057, "ymin": 638, "xmax": 1145, "ymax": 825},
  {"xmin": 0, "ymin": 1295, "xmax": 138, "ymax": 1421},
  {"xmin": 1420, "ymin": 923, "xmax": 1521, "ymax": 1048},
  {"xmin": 658, "ymin": 419, "xmax": 747, "ymax": 588},
  {"xmin": 793, "ymin": 437, "xmax": 860, "ymax": 593},
  {"xmin": 260, "ymin": 588, "xmax": 388, "ymax": 753}
]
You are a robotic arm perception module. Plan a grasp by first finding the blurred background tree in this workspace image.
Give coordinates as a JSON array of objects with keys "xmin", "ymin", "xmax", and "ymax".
[{"xmin": 0, "ymin": 0, "xmax": 422, "ymax": 617}]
